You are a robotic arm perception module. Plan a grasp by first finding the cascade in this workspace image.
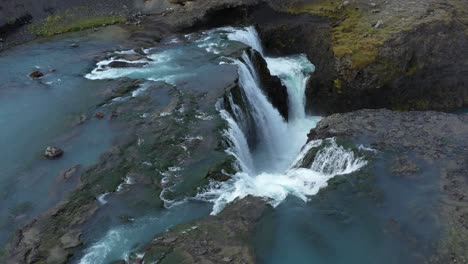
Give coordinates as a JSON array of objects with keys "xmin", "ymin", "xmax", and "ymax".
[{"xmin": 198, "ymin": 27, "xmax": 367, "ymax": 214}]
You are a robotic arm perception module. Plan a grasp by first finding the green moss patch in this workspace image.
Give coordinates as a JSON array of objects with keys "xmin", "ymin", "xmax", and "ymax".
[
  {"xmin": 30, "ymin": 12, "xmax": 126, "ymax": 37},
  {"xmin": 287, "ymin": 0, "xmax": 464, "ymax": 70}
]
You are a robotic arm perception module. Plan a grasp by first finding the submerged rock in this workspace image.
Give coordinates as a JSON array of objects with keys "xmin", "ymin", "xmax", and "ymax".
[
  {"xmin": 44, "ymin": 146, "xmax": 64, "ymax": 159},
  {"xmin": 29, "ymin": 70, "xmax": 44, "ymax": 79},
  {"xmin": 60, "ymin": 165, "xmax": 81, "ymax": 180}
]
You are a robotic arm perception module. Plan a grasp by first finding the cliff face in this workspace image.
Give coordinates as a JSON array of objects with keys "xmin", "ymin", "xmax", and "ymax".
[{"xmin": 257, "ymin": 0, "xmax": 468, "ymax": 114}]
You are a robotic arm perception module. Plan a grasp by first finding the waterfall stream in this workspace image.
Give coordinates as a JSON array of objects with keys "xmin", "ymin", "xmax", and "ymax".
[
  {"xmin": 197, "ymin": 26, "xmax": 367, "ymax": 214},
  {"xmin": 78, "ymin": 26, "xmax": 368, "ymax": 263}
]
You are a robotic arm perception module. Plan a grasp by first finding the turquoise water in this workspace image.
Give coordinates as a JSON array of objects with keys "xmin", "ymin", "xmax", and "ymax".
[
  {"xmin": 254, "ymin": 154, "xmax": 441, "ymax": 264},
  {"xmin": 0, "ymin": 27, "xmax": 129, "ymax": 245}
]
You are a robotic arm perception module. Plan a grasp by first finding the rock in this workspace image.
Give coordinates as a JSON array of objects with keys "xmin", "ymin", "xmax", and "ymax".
[
  {"xmin": 340, "ymin": 1, "xmax": 350, "ymax": 8},
  {"xmin": 370, "ymin": 2, "xmax": 377, "ymax": 7},
  {"xmin": 60, "ymin": 165, "xmax": 81, "ymax": 180},
  {"xmin": 78, "ymin": 114, "xmax": 87, "ymax": 125},
  {"xmin": 69, "ymin": 43, "xmax": 79, "ymax": 48},
  {"xmin": 95, "ymin": 112, "xmax": 105, "ymax": 119},
  {"xmin": 60, "ymin": 230, "xmax": 82, "ymax": 249},
  {"xmin": 44, "ymin": 146, "xmax": 64, "ymax": 159},
  {"xmin": 391, "ymin": 157, "xmax": 419, "ymax": 178},
  {"xmin": 309, "ymin": 109, "xmax": 468, "ymax": 262},
  {"xmin": 133, "ymin": 196, "xmax": 267, "ymax": 263},
  {"xmin": 107, "ymin": 61, "xmax": 147, "ymax": 68},
  {"xmin": 30, "ymin": 70, "xmax": 44, "ymax": 79},
  {"xmin": 373, "ymin": 20, "xmax": 384, "ymax": 28}
]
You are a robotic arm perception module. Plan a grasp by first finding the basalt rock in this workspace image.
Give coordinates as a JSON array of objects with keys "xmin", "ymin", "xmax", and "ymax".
[{"xmin": 253, "ymin": 7, "xmax": 337, "ymax": 116}]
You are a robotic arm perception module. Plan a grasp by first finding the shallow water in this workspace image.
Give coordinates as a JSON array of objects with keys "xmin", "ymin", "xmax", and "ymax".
[{"xmin": 0, "ymin": 27, "xmax": 129, "ymax": 245}]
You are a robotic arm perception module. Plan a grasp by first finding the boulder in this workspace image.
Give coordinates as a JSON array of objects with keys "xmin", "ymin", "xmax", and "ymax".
[{"xmin": 44, "ymin": 146, "xmax": 64, "ymax": 159}]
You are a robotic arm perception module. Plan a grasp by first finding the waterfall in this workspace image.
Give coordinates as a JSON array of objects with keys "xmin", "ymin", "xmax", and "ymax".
[
  {"xmin": 233, "ymin": 53, "xmax": 290, "ymax": 173},
  {"xmin": 198, "ymin": 27, "xmax": 368, "ymax": 214},
  {"xmin": 226, "ymin": 26, "xmax": 264, "ymax": 55},
  {"xmin": 266, "ymin": 56, "xmax": 315, "ymax": 120}
]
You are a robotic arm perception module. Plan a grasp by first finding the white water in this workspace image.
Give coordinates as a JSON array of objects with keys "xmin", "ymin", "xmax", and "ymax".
[
  {"xmin": 198, "ymin": 27, "xmax": 368, "ymax": 214},
  {"xmin": 78, "ymin": 26, "xmax": 369, "ymax": 263},
  {"xmin": 225, "ymin": 26, "xmax": 264, "ymax": 55},
  {"xmin": 266, "ymin": 56, "xmax": 315, "ymax": 120}
]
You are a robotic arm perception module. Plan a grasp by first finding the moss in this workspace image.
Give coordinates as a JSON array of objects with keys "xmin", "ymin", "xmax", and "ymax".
[
  {"xmin": 333, "ymin": 79, "xmax": 342, "ymax": 94},
  {"xmin": 288, "ymin": 1, "xmax": 390, "ymax": 69},
  {"xmin": 287, "ymin": 1, "xmax": 441, "ymax": 70},
  {"xmin": 30, "ymin": 13, "xmax": 126, "ymax": 37}
]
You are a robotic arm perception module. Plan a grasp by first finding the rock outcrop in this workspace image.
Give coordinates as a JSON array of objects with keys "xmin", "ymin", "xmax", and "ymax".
[
  {"xmin": 128, "ymin": 196, "xmax": 268, "ymax": 264},
  {"xmin": 257, "ymin": 0, "xmax": 468, "ymax": 114},
  {"xmin": 307, "ymin": 109, "xmax": 468, "ymax": 263}
]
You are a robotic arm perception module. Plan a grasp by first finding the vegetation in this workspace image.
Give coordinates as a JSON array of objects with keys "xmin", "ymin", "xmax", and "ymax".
[
  {"xmin": 30, "ymin": 12, "xmax": 126, "ymax": 37},
  {"xmin": 287, "ymin": 0, "xmax": 466, "ymax": 70}
]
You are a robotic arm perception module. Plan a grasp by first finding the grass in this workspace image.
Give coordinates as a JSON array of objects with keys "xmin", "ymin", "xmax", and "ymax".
[{"xmin": 30, "ymin": 13, "xmax": 126, "ymax": 37}]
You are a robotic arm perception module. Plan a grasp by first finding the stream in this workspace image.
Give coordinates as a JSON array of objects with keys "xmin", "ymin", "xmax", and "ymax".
[{"xmin": 0, "ymin": 25, "xmax": 442, "ymax": 264}]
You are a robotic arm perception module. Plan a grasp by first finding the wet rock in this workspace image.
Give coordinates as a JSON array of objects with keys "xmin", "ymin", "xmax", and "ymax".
[
  {"xmin": 373, "ymin": 20, "xmax": 384, "ymax": 28},
  {"xmin": 391, "ymin": 157, "xmax": 419, "ymax": 178},
  {"xmin": 30, "ymin": 70, "xmax": 44, "ymax": 79},
  {"xmin": 107, "ymin": 61, "xmax": 147, "ymax": 68},
  {"xmin": 78, "ymin": 114, "xmax": 87, "ymax": 125},
  {"xmin": 61, "ymin": 165, "xmax": 81, "ymax": 180},
  {"xmin": 44, "ymin": 146, "xmax": 64, "ymax": 159},
  {"xmin": 69, "ymin": 43, "xmax": 79, "ymax": 48},
  {"xmin": 95, "ymin": 112, "xmax": 105, "ymax": 119},
  {"xmin": 119, "ymin": 215, "xmax": 135, "ymax": 223},
  {"xmin": 340, "ymin": 1, "xmax": 350, "ymax": 8}
]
